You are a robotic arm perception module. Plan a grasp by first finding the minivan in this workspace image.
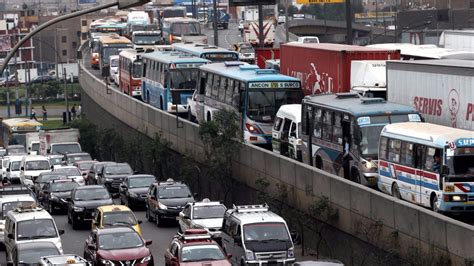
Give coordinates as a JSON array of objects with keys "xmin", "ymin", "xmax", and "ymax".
[
  {"xmin": 20, "ymin": 155, "xmax": 51, "ymax": 187},
  {"xmin": 272, "ymin": 104, "xmax": 303, "ymax": 161}
]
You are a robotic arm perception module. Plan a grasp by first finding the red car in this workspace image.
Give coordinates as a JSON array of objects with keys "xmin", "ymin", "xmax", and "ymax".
[
  {"xmin": 164, "ymin": 229, "xmax": 231, "ymax": 266},
  {"xmin": 83, "ymin": 227, "xmax": 153, "ymax": 266}
]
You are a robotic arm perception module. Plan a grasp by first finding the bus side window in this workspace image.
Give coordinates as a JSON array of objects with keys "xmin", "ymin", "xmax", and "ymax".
[
  {"xmin": 205, "ymin": 74, "xmax": 213, "ymax": 97},
  {"xmin": 142, "ymin": 59, "xmax": 147, "ymax": 77},
  {"xmin": 199, "ymin": 72, "xmax": 207, "ymax": 95},
  {"xmin": 379, "ymin": 137, "xmax": 388, "ymax": 160},
  {"xmin": 232, "ymin": 81, "xmax": 241, "ymax": 109},
  {"xmin": 225, "ymin": 79, "xmax": 234, "ymax": 105},
  {"xmin": 400, "ymin": 142, "xmax": 415, "ymax": 168},
  {"xmin": 163, "ymin": 66, "xmax": 169, "ymax": 86},
  {"xmin": 302, "ymin": 105, "xmax": 308, "ymax": 135},
  {"xmin": 424, "ymin": 147, "xmax": 442, "ymax": 173},
  {"xmin": 322, "ymin": 111, "xmax": 333, "ymax": 141},
  {"xmin": 313, "ymin": 108, "xmax": 322, "ymax": 138},
  {"xmin": 388, "ymin": 139, "xmax": 401, "ymax": 163},
  {"xmin": 332, "ymin": 113, "xmax": 342, "ymax": 145},
  {"xmin": 212, "ymin": 75, "xmax": 220, "ymax": 99},
  {"xmin": 219, "ymin": 78, "xmax": 228, "ymax": 102}
]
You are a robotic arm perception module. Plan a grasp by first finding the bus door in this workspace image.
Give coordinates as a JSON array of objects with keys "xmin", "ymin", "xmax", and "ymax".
[
  {"xmin": 288, "ymin": 121, "xmax": 299, "ymax": 160},
  {"xmin": 417, "ymin": 146, "xmax": 441, "ymax": 206}
]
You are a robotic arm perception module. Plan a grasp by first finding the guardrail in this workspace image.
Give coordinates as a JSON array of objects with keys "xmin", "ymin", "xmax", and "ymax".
[{"xmin": 78, "ymin": 52, "xmax": 474, "ymax": 265}]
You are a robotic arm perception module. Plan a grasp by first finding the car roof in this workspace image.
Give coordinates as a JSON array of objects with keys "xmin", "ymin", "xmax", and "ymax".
[
  {"xmin": 98, "ymin": 204, "xmax": 132, "ymax": 212},
  {"xmin": 1, "ymin": 194, "xmax": 36, "ymax": 203},
  {"xmin": 23, "ymin": 155, "xmax": 48, "ymax": 161},
  {"xmin": 7, "ymin": 207, "xmax": 53, "ymax": 222},
  {"xmin": 66, "ymin": 152, "xmax": 90, "ymax": 156},
  {"xmin": 96, "ymin": 226, "xmax": 137, "ymax": 234},
  {"xmin": 191, "ymin": 199, "xmax": 224, "ymax": 207},
  {"xmin": 225, "ymin": 205, "xmax": 286, "ymax": 224},
  {"xmin": 40, "ymin": 254, "xmax": 88, "ymax": 264},
  {"xmin": 75, "ymin": 185, "xmax": 106, "ymax": 190},
  {"xmin": 16, "ymin": 241, "xmax": 58, "ymax": 250},
  {"xmin": 74, "ymin": 160, "xmax": 96, "ymax": 165},
  {"xmin": 128, "ymin": 174, "xmax": 155, "ymax": 179}
]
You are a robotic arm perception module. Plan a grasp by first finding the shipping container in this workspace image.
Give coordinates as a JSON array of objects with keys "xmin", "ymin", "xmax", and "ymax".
[
  {"xmin": 280, "ymin": 43, "xmax": 400, "ymax": 96},
  {"xmin": 387, "ymin": 59, "xmax": 474, "ymax": 131}
]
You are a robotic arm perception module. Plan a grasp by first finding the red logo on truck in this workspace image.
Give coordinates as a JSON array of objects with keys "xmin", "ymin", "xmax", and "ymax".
[
  {"xmin": 448, "ymin": 89, "xmax": 460, "ymax": 127},
  {"xmin": 413, "ymin": 97, "xmax": 442, "ymax": 117}
]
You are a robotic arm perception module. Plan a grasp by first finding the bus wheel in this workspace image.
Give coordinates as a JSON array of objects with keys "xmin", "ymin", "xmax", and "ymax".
[
  {"xmin": 431, "ymin": 193, "xmax": 440, "ymax": 212},
  {"xmin": 391, "ymin": 183, "xmax": 401, "ymax": 199},
  {"xmin": 315, "ymin": 157, "xmax": 323, "ymax": 170}
]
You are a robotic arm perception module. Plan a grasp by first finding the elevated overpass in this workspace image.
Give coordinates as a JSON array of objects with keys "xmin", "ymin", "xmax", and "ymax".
[{"xmin": 78, "ymin": 44, "xmax": 474, "ymax": 265}]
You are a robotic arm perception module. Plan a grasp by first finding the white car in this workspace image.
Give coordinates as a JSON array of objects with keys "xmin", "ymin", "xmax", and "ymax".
[
  {"xmin": 297, "ymin": 36, "xmax": 320, "ymax": 43},
  {"xmin": 6, "ymin": 155, "xmax": 26, "ymax": 184},
  {"xmin": 52, "ymin": 166, "xmax": 85, "ymax": 186},
  {"xmin": 20, "ymin": 155, "xmax": 51, "ymax": 187},
  {"xmin": 278, "ymin": 15, "xmax": 286, "ymax": 24},
  {"xmin": 178, "ymin": 199, "xmax": 227, "ymax": 238}
]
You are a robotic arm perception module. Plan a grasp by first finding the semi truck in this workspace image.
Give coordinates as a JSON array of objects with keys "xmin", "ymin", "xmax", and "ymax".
[
  {"xmin": 280, "ymin": 43, "xmax": 400, "ymax": 96},
  {"xmin": 39, "ymin": 129, "xmax": 82, "ymax": 156},
  {"xmin": 243, "ymin": 21, "xmax": 275, "ymax": 47},
  {"xmin": 386, "ymin": 59, "xmax": 474, "ymax": 131},
  {"xmin": 439, "ymin": 30, "xmax": 474, "ymax": 51},
  {"xmin": 350, "ymin": 60, "xmax": 387, "ymax": 98}
]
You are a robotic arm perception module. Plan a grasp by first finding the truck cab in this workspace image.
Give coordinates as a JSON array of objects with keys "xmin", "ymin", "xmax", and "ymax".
[{"xmin": 272, "ymin": 104, "xmax": 303, "ymax": 161}]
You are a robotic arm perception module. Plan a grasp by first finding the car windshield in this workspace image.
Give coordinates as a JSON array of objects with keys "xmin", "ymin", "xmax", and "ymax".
[
  {"xmin": 446, "ymin": 147, "xmax": 474, "ymax": 177},
  {"xmin": 18, "ymin": 246, "xmax": 60, "ymax": 264},
  {"xmin": 51, "ymin": 181, "xmax": 78, "ymax": 192},
  {"xmin": 103, "ymin": 211, "xmax": 137, "ymax": 226},
  {"xmin": 105, "ymin": 165, "xmax": 132, "ymax": 175},
  {"xmin": 17, "ymin": 219, "xmax": 58, "ymax": 240},
  {"xmin": 55, "ymin": 168, "xmax": 81, "ymax": 176},
  {"xmin": 1, "ymin": 201, "xmax": 35, "ymax": 219},
  {"xmin": 247, "ymin": 90, "xmax": 302, "ymax": 123},
  {"xmin": 158, "ymin": 186, "xmax": 191, "ymax": 199},
  {"xmin": 133, "ymin": 61, "xmax": 142, "ymax": 78},
  {"xmin": 110, "ymin": 58, "xmax": 119, "ymax": 68},
  {"xmin": 25, "ymin": 160, "xmax": 50, "ymax": 171},
  {"xmin": 240, "ymin": 47, "xmax": 254, "ymax": 53},
  {"xmin": 193, "ymin": 205, "xmax": 226, "ymax": 219},
  {"xmin": 74, "ymin": 188, "xmax": 110, "ymax": 201},
  {"xmin": 51, "ymin": 143, "xmax": 81, "ymax": 154},
  {"xmin": 10, "ymin": 161, "xmax": 21, "ymax": 171},
  {"xmin": 243, "ymin": 222, "xmax": 290, "ymax": 242},
  {"xmin": 68, "ymin": 154, "xmax": 92, "ymax": 164},
  {"xmin": 98, "ymin": 231, "xmax": 143, "ymax": 250},
  {"xmin": 78, "ymin": 162, "xmax": 94, "ymax": 170},
  {"xmin": 170, "ymin": 69, "xmax": 198, "ymax": 90},
  {"xmin": 181, "ymin": 244, "xmax": 226, "ymax": 262},
  {"xmin": 134, "ymin": 34, "xmax": 161, "ymax": 44},
  {"xmin": 171, "ymin": 22, "xmax": 201, "ymax": 35},
  {"xmin": 31, "ymin": 143, "xmax": 40, "ymax": 152},
  {"xmin": 49, "ymin": 157, "xmax": 63, "ymax": 165},
  {"xmin": 39, "ymin": 174, "xmax": 64, "ymax": 183},
  {"xmin": 129, "ymin": 176, "xmax": 155, "ymax": 188}
]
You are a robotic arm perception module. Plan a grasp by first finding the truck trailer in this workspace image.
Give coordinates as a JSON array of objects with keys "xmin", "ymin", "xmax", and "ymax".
[
  {"xmin": 39, "ymin": 128, "xmax": 82, "ymax": 156},
  {"xmin": 280, "ymin": 43, "xmax": 400, "ymax": 96},
  {"xmin": 386, "ymin": 59, "xmax": 474, "ymax": 131}
]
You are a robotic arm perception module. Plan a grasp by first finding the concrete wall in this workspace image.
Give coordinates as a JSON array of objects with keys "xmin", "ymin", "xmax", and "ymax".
[{"xmin": 79, "ymin": 59, "xmax": 474, "ymax": 265}]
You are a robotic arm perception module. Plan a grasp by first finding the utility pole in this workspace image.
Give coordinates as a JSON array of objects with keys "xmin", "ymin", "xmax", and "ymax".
[
  {"xmin": 213, "ymin": 0, "xmax": 218, "ymax": 46},
  {"xmin": 345, "ymin": 0, "xmax": 353, "ymax": 44},
  {"xmin": 55, "ymin": 28, "xmax": 59, "ymax": 79},
  {"xmin": 63, "ymin": 68, "xmax": 69, "ymax": 123},
  {"xmin": 258, "ymin": 4, "xmax": 264, "ymax": 47},
  {"xmin": 6, "ymin": 71, "xmax": 11, "ymax": 118},
  {"xmin": 285, "ymin": 0, "xmax": 289, "ymax": 42}
]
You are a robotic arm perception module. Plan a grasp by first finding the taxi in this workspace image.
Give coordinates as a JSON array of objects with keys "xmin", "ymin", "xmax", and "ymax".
[{"xmin": 91, "ymin": 205, "xmax": 142, "ymax": 236}]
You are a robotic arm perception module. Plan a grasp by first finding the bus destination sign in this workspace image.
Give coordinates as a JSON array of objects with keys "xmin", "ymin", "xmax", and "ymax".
[
  {"xmin": 248, "ymin": 82, "xmax": 300, "ymax": 89},
  {"xmin": 176, "ymin": 63, "xmax": 206, "ymax": 69}
]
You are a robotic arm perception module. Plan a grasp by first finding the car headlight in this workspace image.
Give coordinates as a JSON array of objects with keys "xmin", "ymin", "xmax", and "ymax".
[
  {"xmin": 51, "ymin": 194, "xmax": 58, "ymax": 200},
  {"xmin": 245, "ymin": 249, "xmax": 255, "ymax": 261},
  {"xmin": 158, "ymin": 202, "xmax": 167, "ymax": 210},
  {"xmin": 287, "ymin": 247, "xmax": 294, "ymax": 258},
  {"xmin": 73, "ymin": 206, "xmax": 85, "ymax": 212},
  {"xmin": 141, "ymin": 254, "xmax": 152, "ymax": 263},
  {"xmin": 105, "ymin": 178, "xmax": 113, "ymax": 182}
]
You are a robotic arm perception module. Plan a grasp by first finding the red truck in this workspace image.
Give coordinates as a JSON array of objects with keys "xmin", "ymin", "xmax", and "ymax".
[{"xmin": 280, "ymin": 43, "xmax": 400, "ymax": 95}]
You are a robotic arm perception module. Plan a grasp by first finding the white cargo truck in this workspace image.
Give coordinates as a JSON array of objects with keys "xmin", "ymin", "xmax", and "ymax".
[
  {"xmin": 386, "ymin": 59, "xmax": 474, "ymax": 131},
  {"xmin": 25, "ymin": 132, "xmax": 39, "ymax": 155},
  {"xmin": 439, "ymin": 30, "xmax": 474, "ymax": 51},
  {"xmin": 350, "ymin": 60, "xmax": 387, "ymax": 98},
  {"xmin": 39, "ymin": 129, "xmax": 82, "ymax": 156}
]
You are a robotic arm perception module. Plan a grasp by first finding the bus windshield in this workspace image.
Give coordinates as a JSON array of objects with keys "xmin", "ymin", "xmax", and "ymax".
[
  {"xmin": 446, "ymin": 147, "xmax": 474, "ymax": 177},
  {"xmin": 170, "ymin": 69, "xmax": 198, "ymax": 90},
  {"xmin": 247, "ymin": 90, "xmax": 301, "ymax": 123},
  {"xmin": 132, "ymin": 61, "xmax": 142, "ymax": 78},
  {"xmin": 134, "ymin": 34, "xmax": 161, "ymax": 45},
  {"xmin": 102, "ymin": 45, "xmax": 131, "ymax": 64},
  {"xmin": 171, "ymin": 22, "xmax": 201, "ymax": 35}
]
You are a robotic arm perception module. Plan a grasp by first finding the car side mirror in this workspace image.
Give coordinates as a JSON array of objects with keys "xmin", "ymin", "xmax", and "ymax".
[
  {"xmin": 7, "ymin": 233, "xmax": 14, "ymax": 239},
  {"xmin": 6, "ymin": 168, "xmax": 9, "ymax": 172},
  {"xmin": 149, "ymin": 196, "xmax": 156, "ymax": 201},
  {"xmin": 82, "ymin": 173, "xmax": 87, "ymax": 176},
  {"xmin": 66, "ymin": 197, "xmax": 71, "ymax": 202},
  {"xmin": 47, "ymin": 148, "xmax": 51, "ymax": 154},
  {"xmin": 58, "ymin": 229, "xmax": 65, "ymax": 235},
  {"xmin": 138, "ymin": 220, "xmax": 142, "ymax": 224},
  {"xmin": 193, "ymin": 193, "xmax": 198, "ymax": 198},
  {"xmin": 51, "ymin": 165, "xmax": 54, "ymax": 170},
  {"xmin": 20, "ymin": 167, "xmax": 24, "ymax": 171},
  {"xmin": 145, "ymin": 239, "xmax": 152, "ymax": 246},
  {"xmin": 88, "ymin": 244, "xmax": 97, "ymax": 250},
  {"xmin": 227, "ymin": 253, "xmax": 232, "ymax": 259},
  {"xmin": 120, "ymin": 184, "xmax": 127, "ymax": 190}
]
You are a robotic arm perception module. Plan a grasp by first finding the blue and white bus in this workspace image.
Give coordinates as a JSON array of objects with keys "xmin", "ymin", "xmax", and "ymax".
[
  {"xmin": 378, "ymin": 122, "xmax": 474, "ymax": 213},
  {"xmin": 188, "ymin": 61, "xmax": 302, "ymax": 145},
  {"xmin": 141, "ymin": 51, "xmax": 209, "ymax": 113},
  {"xmin": 300, "ymin": 93, "xmax": 422, "ymax": 186},
  {"xmin": 173, "ymin": 43, "xmax": 239, "ymax": 62}
]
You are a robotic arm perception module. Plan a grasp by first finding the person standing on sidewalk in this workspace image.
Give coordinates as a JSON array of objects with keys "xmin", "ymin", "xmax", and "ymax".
[
  {"xmin": 71, "ymin": 104, "xmax": 77, "ymax": 120},
  {"xmin": 42, "ymin": 105, "xmax": 47, "ymax": 121},
  {"xmin": 30, "ymin": 107, "xmax": 38, "ymax": 121}
]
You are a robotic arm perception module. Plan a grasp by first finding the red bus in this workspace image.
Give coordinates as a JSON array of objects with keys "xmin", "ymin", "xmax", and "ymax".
[{"xmin": 119, "ymin": 49, "xmax": 143, "ymax": 97}]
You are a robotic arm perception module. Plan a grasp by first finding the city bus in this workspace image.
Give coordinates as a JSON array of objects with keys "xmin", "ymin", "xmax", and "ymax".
[
  {"xmin": 94, "ymin": 23, "xmax": 127, "ymax": 36},
  {"xmin": 173, "ymin": 43, "xmax": 239, "ymax": 62},
  {"xmin": 189, "ymin": 61, "xmax": 302, "ymax": 145},
  {"xmin": 0, "ymin": 118, "xmax": 43, "ymax": 148},
  {"xmin": 119, "ymin": 49, "xmax": 143, "ymax": 98},
  {"xmin": 300, "ymin": 93, "xmax": 422, "ymax": 186},
  {"xmin": 98, "ymin": 35, "xmax": 133, "ymax": 71},
  {"xmin": 378, "ymin": 122, "xmax": 474, "ymax": 213},
  {"xmin": 90, "ymin": 32, "xmax": 119, "ymax": 69},
  {"xmin": 161, "ymin": 17, "xmax": 207, "ymax": 44},
  {"xmin": 141, "ymin": 51, "xmax": 209, "ymax": 113}
]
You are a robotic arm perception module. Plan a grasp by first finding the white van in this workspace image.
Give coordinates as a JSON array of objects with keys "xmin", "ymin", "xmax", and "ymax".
[
  {"xmin": 272, "ymin": 104, "xmax": 303, "ymax": 161},
  {"xmin": 0, "ymin": 194, "xmax": 36, "ymax": 245},
  {"xmin": 109, "ymin": 55, "xmax": 119, "ymax": 84},
  {"xmin": 6, "ymin": 155, "xmax": 25, "ymax": 184},
  {"xmin": 4, "ymin": 205, "xmax": 64, "ymax": 264},
  {"xmin": 20, "ymin": 155, "xmax": 51, "ymax": 187},
  {"xmin": 221, "ymin": 204, "xmax": 295, "ymax": 265}
]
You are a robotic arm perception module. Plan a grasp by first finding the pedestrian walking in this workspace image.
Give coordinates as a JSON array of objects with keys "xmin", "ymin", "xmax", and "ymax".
[
  {"xmin": 71, "ymin": 104, "xmax": 77, "ymax": 120},
  {"xmin": 30, "ymin": 107, "xmax": 38, "ymax": 121},
  {"xmin": 42, "ymin": 105, "xmax": 47, "ymax": 121}
]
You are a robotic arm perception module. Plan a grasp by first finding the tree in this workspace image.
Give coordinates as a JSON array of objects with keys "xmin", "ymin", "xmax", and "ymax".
[{"xmin": 199, "ymin": 110, "xmax": 241, "ymax": 204}]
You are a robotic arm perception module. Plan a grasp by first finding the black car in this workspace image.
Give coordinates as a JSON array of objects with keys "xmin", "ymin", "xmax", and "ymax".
[
  {"xmin": 62, "ymin": 152, "xmax": 92, "ymax": 166},
  {"xmin": 67, "ymin": 185, "xmax": 113, "ymax": 229},
  {"xmin": 87, "ymin": 161, "xmax": 114, "ymax": 185},
  {"xmin": 33, "ymin": 172, "xmax": 67, "ymax": 200},
  {"xmin": 98, "ymin": 163, "xmax": 133, "ymax": 193},
  {"xmin": 119, "ymin": 175, "xmax": 156, "ymax": 208},
  {"xmin": 145, "ymin": 179, "xmax": 195, "ymax": 226},
  {"xmin": 42, "ymin": 179, "xmax": 79, "ymax": 214},
  {"xmin": 11, "ymin": 241, "xmax": 61, "ymax": 265},
  {"xmin": 29, "ymin": 75, "xmax": 57, "ymax": 84}
]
